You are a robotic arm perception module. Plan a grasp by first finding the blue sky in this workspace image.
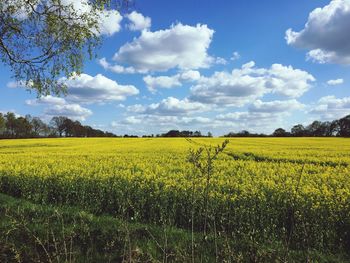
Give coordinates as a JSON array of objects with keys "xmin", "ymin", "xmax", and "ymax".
[{"xmin": 1, "ymin": 0, "xmax": 350, "ymax": 135}]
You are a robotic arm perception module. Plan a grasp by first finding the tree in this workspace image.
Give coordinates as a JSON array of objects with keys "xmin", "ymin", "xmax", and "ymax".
[
  {"xmin": 319, "ymin": 121, "xmax": 332, "ymax": 137},
  {"xmin": 0, "ymin": 113, "xmax": 6, "ymax": 135},
  {"xmin": 306, "ymin": 121, "xmax": 323, "ymax": 136},
  {"xmin": 338, "ymin": 115, "xmax": 350, "ymax": 137},
  {"xmin": 238, "ymin": 130, "xmax": 250, "ymax": 136},
  {"xmin": 273, "ymin": 128, "xmax": 289, "ymax": 137},
  {"xmin": 4, "ymin": 112, "xmax": 17, "ymax": 137},
  {"xmin": 14, "ymin": 116, "xmax": 32, "ymax": 137},
  {"xmin": 163, "ymin": 130, "xmax": 181, "ymax": 137},
  {"xmin": 330, "ymin": 120, "xmax": 340, "ymax": 136},
  {"xmin": 291, "ymin": 124, "xmax": 305, "ymax": 137},
  {"xmin": 30, "ymin": 116, "xmax": 48, "ymax": 137},
  {"xmin": 193, "ymin": 131, "xmax": 202, "ymax": 137},
  {"xmin": 50, "ymin": 116, "xmax": 68, "ymax": 137},
  {"xmin": 0, "ymin": 0, "xmax": 129, "ymax": 95}
]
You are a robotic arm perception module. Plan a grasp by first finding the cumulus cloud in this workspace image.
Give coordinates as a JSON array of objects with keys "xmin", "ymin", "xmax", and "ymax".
[
  {"xmin": 126, "ymin": 11, "xmax": 151, "ymax": 31},
  {"xmin": 44, "ymin": 104, "xmax": 92, "ymax": 121},
  {"xmin": 114, "ymin": 98, "xmax": 305, "ymax": 135},
  {"xmin": 59, "ymin": 73, "xmax": 139, "ymax": 104},
  {"xmin": 128, "ymin": 97, "xmax": 208, "ymax": 116},
  {"xmin": 60, "ymin": 0, "xmax": 123, "ymax": 36},
  {"xmin": 143, "ymin": 75, "xmax": 182, "ymax": 92},
  {"xmin": 8, "ymin": 73, "xmax": 139, "ymax": 105},
  {"xmin": 215, "ymin": 99, "xmax": 305, "ymax": 132},
  {"xmin": 327, "ymin": 78, "xmax": 344, "ymax": 85},
  {"xmin": 218, "ymin": 99, "xmax": 304, "ymax": 122},
  {"xmin": 121, "ymin": 116, "xmax": 143, "ymax": 125},
  {"xmin": 113, "ymin": 115, "xmax": 212, "ymax": 134},
  {"xmin": 249, "ymin": 99, "xmax": 305, "ymax": 112},
  {"xmin": 26, "ymin": 96, "xmax": 92, "ymax": 121},
  {"xmin": 286, "ymin": 0, "xmax": 350, "ymax": 64},
  {"xmin": 96, "ymin": 10, "xmax": 123, "ymax": 36},
  {"xmin": 143, "ymin": 70, "xmax": 201, "ymax": 92},
  {"xmin": 309, "ymin": 95, "xmax": 350, "ymax": 120},
  {"xmin": 180, "ymin": 70, "xmax": 201, "ymax": 81},
  {"xmin": 106, "ymin": 23, "xmax": 214, "ymax": 73},
  {"xmin": 190, "ymin": 61, "xmax": 315, "ymax": 106},
  {"xmin": 217, "ymin": 111, "xmax": 280, "ymax": 123}
]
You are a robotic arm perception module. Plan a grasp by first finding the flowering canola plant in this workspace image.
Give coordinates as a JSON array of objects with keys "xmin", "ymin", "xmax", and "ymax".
[{"xmin": 0, "ymin": 137, "xmax": 349, "ymax": 252}]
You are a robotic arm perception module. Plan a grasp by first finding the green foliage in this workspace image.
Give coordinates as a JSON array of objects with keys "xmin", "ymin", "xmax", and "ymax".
[
  {"xmin": 0, "ymin": 0, "xmax": 128, "ymax": 95},
  {"xmin": 1, "ymin": 193, "xmax": 348, "ymax": 263}
]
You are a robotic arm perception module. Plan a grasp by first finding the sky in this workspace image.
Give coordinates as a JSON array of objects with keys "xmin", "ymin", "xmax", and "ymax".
[{"xmin": 1, "ymin": 0, "xmax": 350, "ymax": 136}]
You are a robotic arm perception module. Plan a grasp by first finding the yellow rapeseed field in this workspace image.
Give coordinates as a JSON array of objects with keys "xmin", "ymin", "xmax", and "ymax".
[{"xmin": 0, "ymin": 137, "xmax": 349, "ymax": 251}]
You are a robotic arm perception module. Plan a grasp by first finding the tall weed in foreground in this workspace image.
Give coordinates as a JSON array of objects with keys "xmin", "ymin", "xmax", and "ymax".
[{"xmin": 187, "ymin": 139, "xmax": 229, "ymax": 262}]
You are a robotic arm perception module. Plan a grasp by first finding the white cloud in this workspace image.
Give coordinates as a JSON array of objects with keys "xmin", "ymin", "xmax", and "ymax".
[
  {"xmin": 97, "ymin": 10, "xmax": 123, "ymax": 36},
  {"xmin": 113, "ymin": 98, "xmax": 305, "ymax": 135},
  {"xmin": 59, "ymin": 73, "xmax": 139, "ymax": 104},
  {"xmin": 121, "ymin": 116, "xmax": 143, "ymax": 124},
  {"xmin": 129, "ymin": 97, "xmax": 209, "ymax": 116},
  {"xmin": 61, "ymin": 0, "xmax": 122, "ymax": 36},
  {"xmin": 109, "ymin": 23, "xmax": 214, "ymax": 73},
  {"xmin": 3, "ymin": 0, "xmax": 122, "ymax": 36},
  {"xmin": 309, "ymin": 95, "xmax": 350, "ymax": 120},
  {"xmin": 26, "ymin": 95, "xmax": 66, "ymax": 106},
  {"xmin": 267, "ymin": 64, "xmax": 315, "ymax": 97},
  {"xmin": 143, "ymin": 70, "xmax": 201, "ymax": 92},
  {"xmin": 215, "ymin": 111, "xmax": 287, "ymax": 132},
  {"xmin": 180, "ymin": 70, "xmax": 201, "ymax": 81},
  {"xmin": 190, "ymin": 61, "xmax": 315, "ymax": 106},
  {"xmin": 126, "ymin": 11, "xmax": 151, "ymax": 31},
  {"xmin": 217, "ymin": 99, "xmax": 304, "ymax": 127},
  {"xmin": 9, "ymin": 73, "xmax": 139, "ymax": 104},
  {"xmin": 231, "ymin": 51, "xmax": 241, "ymax": 61},
  {"xmin": 327, "ymin": 78, "xmax": 344, "ymax": 85},
  {"xmin": 26, "ymin": 96, "xmax": 92, "ymax": 121},
  {"xmin": 44, "ymin": 104, "xmax": 92, "ymax": 121},
  {"xmin": 217, "ymin": 111, "xmax": 279, "ymax": 122},
  {"xmin": 143, "ymin": 75, "xmax": 182, "ymax": 93},
  {"xmin": 98, "ymin": 58, "xmax": 141, "ymax": 74},
  {"xmin": 286, "ymin": 0, "xmax": 350, "ymax": 64},
  {"xmin": 215, "ymin": 57, "xmax": 227, "ymax": 65},
  {"xmin": 113, "ymin": 115, "xmax": 212, "ymax": 134},
  {"xmin": 249, "ymin": 99, "xmax": 305, "ymax": 112},
  {"xmin": 126, "ymin": 104, "xmax": 146, "ymax": 113}
]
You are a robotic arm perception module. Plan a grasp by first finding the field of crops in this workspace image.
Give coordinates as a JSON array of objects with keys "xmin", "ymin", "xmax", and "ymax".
[{"xmin": 1, "ymin": 137, "xmax": 350, "ymax": 261}]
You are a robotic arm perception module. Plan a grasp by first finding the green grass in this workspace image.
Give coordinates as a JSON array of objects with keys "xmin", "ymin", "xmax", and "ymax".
[{"xmin": 1, "ymin": 193, "xmax": 349, "ymax": 263}]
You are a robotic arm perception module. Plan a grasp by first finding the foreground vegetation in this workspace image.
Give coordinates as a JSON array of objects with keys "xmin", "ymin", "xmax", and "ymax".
[
  {"xmin": 1, "ymin": 193, "xmax": 348, "ymax": 263},
  {"xmin": 1, "ymin": 138, "xmax": 350, "ymax": 262}
]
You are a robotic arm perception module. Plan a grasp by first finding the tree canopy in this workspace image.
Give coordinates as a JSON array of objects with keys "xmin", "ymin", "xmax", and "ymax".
[
  {"xmin": 0, "ymin": 0, "xmax": 129, "ymax": 95},
  {"xmin": 223, "ymin": 115, "xmax": 350, "ymax": 138},
  {"xmin": 0, "ymin": 112, "xmax": 116, "ymax": 138}
]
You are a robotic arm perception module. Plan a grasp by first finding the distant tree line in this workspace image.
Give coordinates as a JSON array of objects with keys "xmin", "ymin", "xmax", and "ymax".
[
  {"xmin": 224, "ymin": 115, "xmax": 350, "ymax": 138},
  {"xmin": 160, "ymin": 130, "xmax": 212, "ymax": 138},
  {"xmin": 0, "ymin": 112, "xmax": 116, "ymax": 139},
  {"xmin": 1, "ymin": 112, "xmax": 349, "ymax": 139}
]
